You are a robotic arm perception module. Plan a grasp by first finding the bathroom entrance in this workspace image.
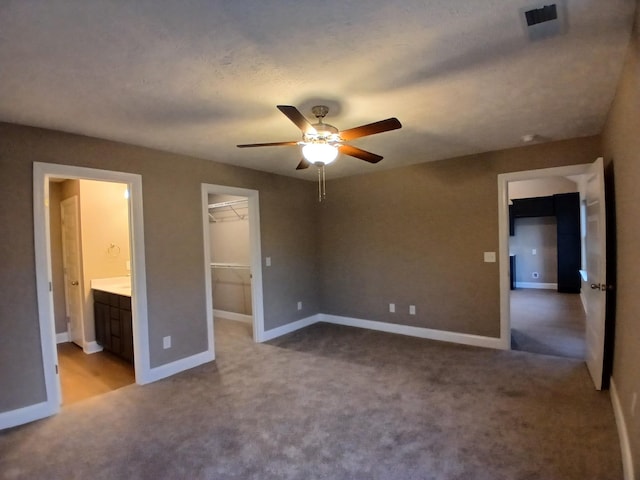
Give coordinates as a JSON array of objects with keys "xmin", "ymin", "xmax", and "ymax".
[
  {"xmin": 33, "ymin": 163, "xmax": 150, "ymax": 419},
  {"xmin": 50, "ymin": 178, "xmax": 135, "ymax": 404}
]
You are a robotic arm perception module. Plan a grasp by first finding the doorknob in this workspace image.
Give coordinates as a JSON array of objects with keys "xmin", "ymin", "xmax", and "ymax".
[
  {"xmin": 590, "ymin": 283, "xmax": 603, "ymax": 290},
  {"xmin": 71, "ymin": 281, "xmax": 79, "ymax": 286}
]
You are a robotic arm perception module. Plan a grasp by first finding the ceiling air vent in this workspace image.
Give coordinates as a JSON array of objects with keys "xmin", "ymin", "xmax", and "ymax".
[
  {"xmin": 520, "ymin": 1, "xmax": 567, "ymax": 41},
  {"xmin": 524, "ymin": 4, "xmax": 557, "ymax": 26}
]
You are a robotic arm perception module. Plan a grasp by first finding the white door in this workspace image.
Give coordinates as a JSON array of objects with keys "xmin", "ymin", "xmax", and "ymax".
[
  {"xmin": 60, "ymin": 196, "xmax": 85, "ymax": 347},
  {"xmin": 584, "ymin": 158, "xmax": 607, "ymax": 390}
]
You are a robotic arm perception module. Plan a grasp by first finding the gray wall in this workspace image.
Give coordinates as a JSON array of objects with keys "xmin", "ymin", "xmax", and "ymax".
[
  {"xmin": 510, "ymin": 217, "xmax": 558, "ymax": 285},
  {"xmin": 602, "ymin": 3, "xmax": 640, "ymax": 471},
  {"xmin": 320, "ymin": 136, "xmax": 602, "ymax": 337},
  {"xmin": 0, "ymin": 122, "xmax": 321, "ymax": 412}
]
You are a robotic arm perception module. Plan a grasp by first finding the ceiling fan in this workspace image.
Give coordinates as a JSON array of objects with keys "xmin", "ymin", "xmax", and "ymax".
[{"xmin": 237, "ymin": 105, "xmax": 402, "ymax": 200}]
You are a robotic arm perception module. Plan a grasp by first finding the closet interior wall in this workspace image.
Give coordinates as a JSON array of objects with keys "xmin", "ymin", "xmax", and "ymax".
[{"xmin": 208, "ymin": 194, "xmax": 252, "ymax": 319}]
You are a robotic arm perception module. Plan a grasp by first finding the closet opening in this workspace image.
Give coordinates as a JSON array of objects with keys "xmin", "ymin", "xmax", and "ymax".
[{"xmin": 201, "ymin": 184, "xmax": 265, "ymax": 351}]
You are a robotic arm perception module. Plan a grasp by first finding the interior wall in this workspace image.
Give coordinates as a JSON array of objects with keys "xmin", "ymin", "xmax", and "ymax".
[
  {"xmin": 78, "ymin": 179, "xmax": 131, "ymax": 345},
  {"xmin": 509, "ymin": 177, "xmax": 578, "ymax": 199},
  {"xmin": 510, "ymin": 217, "xmax": 558, "ymax": 285},
  {"xmin": 209, "ymin": 194, "xmax": 252, "ymax": 316},
  {"xmin": 320, "ymin": 136, "xmax": 601, "ymax": 337},
  {"xmin": 0, "ymin": 122, "xmax": 321, "ymax": 413},
  {"xmin": 48, "ymin": 182, "xmax": 67, "ymax": 334},
  {"xmin": 602, "ymin": 2, "xmax": 640, "ymax": 471}
]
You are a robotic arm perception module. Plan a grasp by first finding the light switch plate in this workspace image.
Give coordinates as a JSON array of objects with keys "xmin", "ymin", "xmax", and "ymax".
[
  {"xmin": 265, "ymin": 256, "xmax": 271, "ymax": 267},
  {"xmin": 484, "ymin": 252, "xmax": 496, "ymax": 263},
  {"xmin": 163, "ymin": 336, "xmax": 171, "ymax": 349},
  {"xmin": 409, "ymin": 305, "xmax": 416, "ymax": 315},
  {"xmin": 389, "ymin": 303, "xmax": 395, "ymax": 313}
]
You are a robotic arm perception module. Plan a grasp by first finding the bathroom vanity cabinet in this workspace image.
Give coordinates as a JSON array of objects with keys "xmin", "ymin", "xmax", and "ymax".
[{"xmin": 93, "ymin": 289, "xmax": 134, "ymax": 363}]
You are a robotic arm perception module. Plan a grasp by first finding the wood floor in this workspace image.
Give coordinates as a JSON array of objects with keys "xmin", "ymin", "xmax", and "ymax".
[
  {"xmin": 510, "ymin": 288, "xmax": 585, "ymax": 358},
  {"xmin": 57, "ymin": 342, "xmax": 135, "ymax": 406}
]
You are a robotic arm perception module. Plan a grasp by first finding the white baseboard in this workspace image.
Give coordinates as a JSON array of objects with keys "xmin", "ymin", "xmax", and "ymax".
[
  {"xmin": 515, "ymin": 282, "xmax": 557, "ymax": 290},
  {"xmin": 213, "ymin": 309, "xmax": 252, "ymax": 324},
  {"xmin": 610, "ymin": 377, "xmax": 635, "ymax": 480},
  {"xmin": 261, "ymin": 314, "xmax": 321, "ymax": 342},
  {"xmin": 320, "ymin": 314, "xmax": 504, "ymax": 350},
  {"xmin": 0, "ymin": 400, "xmax": 58, "ymax": 431},
  {"xmin": 56, "ymin": 331, "xmax": 69, "ymax": 344},
  {"xmin": 83, "ymin": 341, "xmax": 103, "ymax": 354},
  {"xmin": 143, "ymin": 350, "xmax": 215, "ymax": 384}
]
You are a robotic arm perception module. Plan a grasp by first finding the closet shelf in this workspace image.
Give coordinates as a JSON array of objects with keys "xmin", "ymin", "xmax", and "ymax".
[
  {"xmin": 210, "ymin": 262, "xmax": 251, "ymax": 270},
  {"xmin": 208, "ymin": 199, "xmax": 248, "ymax": 222}
]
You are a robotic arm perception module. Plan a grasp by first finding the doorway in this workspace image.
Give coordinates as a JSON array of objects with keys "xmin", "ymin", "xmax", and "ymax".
[
  {"xmin": 507, "ymin": 178, "xmax": 585, "ymax": 359},
  {"xmin": 498, "ymin": 159, "xmax": 610, "ymax": 390},
  {"xmin": 33, "ymin": 163, "xmax": 151, "ymax": 419},
  {"xmin": 201, "ymin": 184, "xmax": 265, "ymax": 351},
  {"xmin": 50, "ymin": 178, "xmax": 136, "ymax": 405}
]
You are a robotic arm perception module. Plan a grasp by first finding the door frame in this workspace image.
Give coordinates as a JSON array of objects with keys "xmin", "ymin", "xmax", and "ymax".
[
  {"xmin": 497, "ymin": 161, "xmax": 596, "ymax": 349},
  {"xmin": 33, "ymin": 162, "xmax": 151, "ymax": 419},
  {"xmin": 201, "ymin": 183, "xmax": 265, "ymax": 344}
]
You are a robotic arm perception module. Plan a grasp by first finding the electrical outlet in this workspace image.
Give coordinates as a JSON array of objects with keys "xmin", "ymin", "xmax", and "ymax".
[
  {"xmin": 409, "ymin": 305, "xmax": 416, "ymax": 315},
  {"xmin": 483, "ymin": 252, "xmax": 496, "ymax": 263},
  {"xmin": 632, "ymin": 392, "xmax": 637, "ymax": 417},
  {"xmin": 163, "ymin": 336, "xmax": 171, "ymax": 349},
  {"xmin": 389, "ymin": 303, "xmax": 395, "ymax": 313},
  {"xmin": 297, "ymin": 301, "xmax": 302, "ymax": 311},
  {"xmin": 532, "ymin": 248, "xmax": 537, "ymax": 255},
  {"xmin": 265, "ymin": 256, "xmax": 271, "ymax": 267}
]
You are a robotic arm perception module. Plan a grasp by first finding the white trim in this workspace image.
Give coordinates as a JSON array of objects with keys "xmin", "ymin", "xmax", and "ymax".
[
  {"xmin": 261, "ymin": 315, "xmax": 321, "ymax": 342},
  {"xmin": 213, "ymin": 309, "xmax": 253, "ymax": 324},
  {"xmin": 320, "ymin": 314, "xmax": 504, "ymax": 350},
  {"xmin": 145, "ymin": 351, "xmax": 214, "ymax": 383},
  {"xmin": 514, "ymin": 282, "xmax": 558, "ymax": 290},
  {"xmin": 498, "ymin": 163, "xmax": 594, "ymax": 352},
  {"xmin": 31, "ymin": 162, "xmax": 152, "ymax": 431},
  {"xmin": 83, "ymin": 341, "xmax": 103, "ymax": 354},
  {"xmin": 610, "ymin": 377, "xmax": 635, "ymax": 480},
  {"xmin": 201, "ymin": 184, "xmax": 265, "ymax": 345},
  {"xmin": 580, "ymin": 291, "xmax": 588, "ymax": 314},
  {"xmin": 56, "ymin": 331, "xmax": 70, "ymax": 344},
  {"xmin": 0, "ymin": 402, "xmax": 54, "ymax": 431}
]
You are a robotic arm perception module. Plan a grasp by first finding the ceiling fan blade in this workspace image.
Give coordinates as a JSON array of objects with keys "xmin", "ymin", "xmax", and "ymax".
[
  {"xmin": 237, "ymin": 141, "xmax": 298, "ymax": 148},
  {"xmin": 339, "ymin": 117, "xmax": 402, "ymax": 141},
  {"xmin": 296, "ymin": 158, "xmax": 311, "ymax": 170},
  {"xmin": 277, "ymin": 105, "xmax": 317, "ymax": 135},
  {"xmin": 340, "ymin": 144, "xmax": 384, "ymax": 163}
]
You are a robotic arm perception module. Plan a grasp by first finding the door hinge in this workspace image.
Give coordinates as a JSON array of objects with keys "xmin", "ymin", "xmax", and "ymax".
[
  {"xmin": 49, "ymin": 282, "xmax": 52, "ymax": 292},
  {"xmin": 55, "ymin": 365, "xmax": 59, "ymax": 374}
]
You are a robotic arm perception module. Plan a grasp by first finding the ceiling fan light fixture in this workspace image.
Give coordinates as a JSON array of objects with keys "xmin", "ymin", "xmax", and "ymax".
[{"xmin": 302, "ymin": 143, "xmax": 338, "ymax": 165}]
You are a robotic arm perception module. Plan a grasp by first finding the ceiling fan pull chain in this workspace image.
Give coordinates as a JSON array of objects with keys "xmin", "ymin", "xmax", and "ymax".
[
  {"xmin": 318, "ymin": 166, "xmax": 322, "ymax": 202},
  {"xmin": 322, "ymin": 164, "xmax": 326, "ymax": 201}
]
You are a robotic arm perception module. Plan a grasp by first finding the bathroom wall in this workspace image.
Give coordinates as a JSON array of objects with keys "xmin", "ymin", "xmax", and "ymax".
[
  {"xmin": 209, "ymin": 194, "xmax": 252, "ymax": 316},
  {"xmin": 78, "ymin": 179, "xmax": 131, "ymax": 345}
]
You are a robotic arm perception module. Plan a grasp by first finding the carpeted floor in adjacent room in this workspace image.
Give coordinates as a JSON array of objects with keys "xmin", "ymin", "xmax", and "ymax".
[{"xmin": 0, "ymin": 318, "xmax": 622, "ymax": 479}]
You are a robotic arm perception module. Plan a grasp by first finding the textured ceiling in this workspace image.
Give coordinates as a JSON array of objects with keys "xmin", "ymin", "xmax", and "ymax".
[{"xmin": 0, "ymin": 0, "xmax": 636, "ymax": 179}]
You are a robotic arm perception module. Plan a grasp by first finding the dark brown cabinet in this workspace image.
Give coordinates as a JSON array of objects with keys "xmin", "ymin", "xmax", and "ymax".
[{"xmin": 94, "ymin": 289, "xmax": 134, "ymax": 363}]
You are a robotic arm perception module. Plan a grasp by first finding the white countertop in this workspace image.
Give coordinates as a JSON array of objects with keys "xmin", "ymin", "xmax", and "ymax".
[{"xmin": 91, "ymin": 276, "xmax": 132, "ymax": 297}]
